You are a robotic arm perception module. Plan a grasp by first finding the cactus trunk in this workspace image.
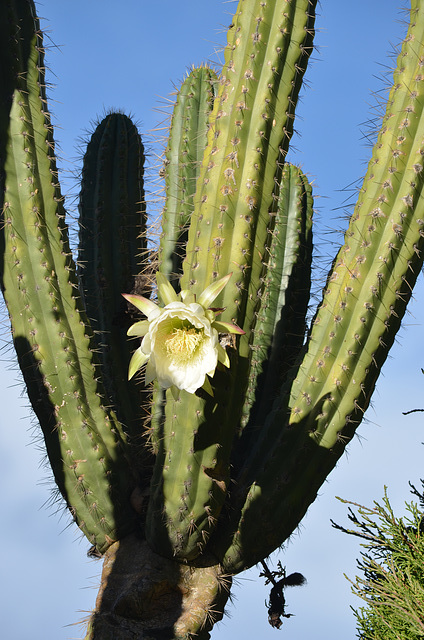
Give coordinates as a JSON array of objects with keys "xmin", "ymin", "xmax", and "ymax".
[{"xmin": 85, "ymin": 535, "xmax": 231, "ymax": 640}]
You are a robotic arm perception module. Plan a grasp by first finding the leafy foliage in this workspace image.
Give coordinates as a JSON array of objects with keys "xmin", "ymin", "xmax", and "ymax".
[{"xmin": 333, "ymin": 486, "xmax": 424, "ymax": 639}]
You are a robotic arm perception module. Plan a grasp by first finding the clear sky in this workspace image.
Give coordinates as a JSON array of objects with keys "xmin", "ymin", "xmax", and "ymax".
[{"xmin": 1, "ymin": 1, "xmax": 423, "ymax": 639}]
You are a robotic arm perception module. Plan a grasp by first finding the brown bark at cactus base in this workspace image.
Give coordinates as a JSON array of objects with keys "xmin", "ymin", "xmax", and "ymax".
[{"xmin": 85, "ymin": 534, "xmax": 232, "ymax": 640}]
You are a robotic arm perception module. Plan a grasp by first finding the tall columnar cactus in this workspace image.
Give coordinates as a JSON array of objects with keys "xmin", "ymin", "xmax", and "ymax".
[{"xmin": 1, "ymin": 0, "xmax": 424, "ymax": 638}]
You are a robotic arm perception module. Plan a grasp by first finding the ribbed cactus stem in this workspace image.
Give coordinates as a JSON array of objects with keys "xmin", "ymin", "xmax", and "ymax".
[
  {"xmin": 0, "ymin": 0, "xmax": 136, "ymax": 553},
  {"xmin": 145, "ymin": 0, "xmax": 317, "ymax": 562},
  {"xmin": 145, "ymin": 371, "xmax": 236, "ymax": 560},
  {"xmin": 78, "ymin": 113, "xmax": 151, "ymax": 461},
  {"xmin": 210, "ymin": 1, "xmax": 424, "ymax": 573},
  {"xmin": 180, "ymin": 0, "xmax": 316, "ymax": 349},
  {"xmin": 240, "ymin": 163, "xmax": 313, "ymax": 430},
  {"xmin": 160, "ymin": 67, "xmax": 217, "ymax": 288}
]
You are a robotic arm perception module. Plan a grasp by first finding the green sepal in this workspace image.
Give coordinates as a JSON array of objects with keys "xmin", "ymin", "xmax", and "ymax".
[{"xmin": 128, "ymin": 347, "xmax": 149, "ymax": 380}]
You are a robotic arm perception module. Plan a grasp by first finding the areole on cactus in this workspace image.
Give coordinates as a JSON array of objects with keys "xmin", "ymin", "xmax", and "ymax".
[{"xmin": 1, "ymin": 0, "xmax": 423, "ymax": 639}]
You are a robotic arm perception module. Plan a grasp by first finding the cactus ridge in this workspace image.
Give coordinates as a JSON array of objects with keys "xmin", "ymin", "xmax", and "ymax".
[{"xmin": 0, "ymin": 2, "xmax": 137, "ymax": 552}]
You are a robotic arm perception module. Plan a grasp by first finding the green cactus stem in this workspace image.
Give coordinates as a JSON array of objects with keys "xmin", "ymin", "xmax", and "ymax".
[
  {"xmin": 144, "ymin": 0, "xmax": 317, "ymax": 563},
  {"xmin": 240, "ymin": 162, "xmax": 313, "ymax": 431},
  {"xmin": 208, "ymin": 0, "xmax": 424, "ymax": 573},
  {"xmin": 150, "ymin": 67, "xmax": 218, "ymax": 458},
  {"xmin": 160, "ymin": 67, "xmax": 217, "ymax": 289},
  {"xmin": 78, "ymin": 113, "xmax": 154, "ymax": 478},
  {"xmin": 0, "ymin": 0, "xmax": 137, "ymax": 553},
  {"xmin": 180, "ymin": 0, "xmax": 316, "ymax": 345}
]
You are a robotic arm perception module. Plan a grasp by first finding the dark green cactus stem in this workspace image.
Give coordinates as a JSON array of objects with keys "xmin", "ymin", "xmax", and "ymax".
[
  {"xmin": 0, "ymin": 0, "xmax": 137, "ymax": 553},
  {"xmin": 160, "ymin": 67, "xmax": 217, "ymax": 289},
  {"xmin": 145, "ymin": 0, "xmax": 317, "ymax": 562},
  {"xmin": 78, "ymin": 113, "xmax": 153, "ymax": 473},
  {"xmin": 208, "ymin": 0, "xmax": 424, "ymax": 574}
]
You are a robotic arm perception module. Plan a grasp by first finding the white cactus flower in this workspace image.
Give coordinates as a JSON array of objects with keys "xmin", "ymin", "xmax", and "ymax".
[{"xmin": 123, "ymin": 273, "xmax": 244, "ymax": 395}]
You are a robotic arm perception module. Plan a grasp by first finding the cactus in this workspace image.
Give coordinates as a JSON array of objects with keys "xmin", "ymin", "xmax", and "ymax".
[{"xmin": 1, "ymin": 0, "xmax": 424, "ymax": 638}]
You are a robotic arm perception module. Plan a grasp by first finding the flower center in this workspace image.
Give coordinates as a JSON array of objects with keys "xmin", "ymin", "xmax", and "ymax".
[{"xmin": 165, "ymin": 327, "xmax": 203, "ymax": 363}]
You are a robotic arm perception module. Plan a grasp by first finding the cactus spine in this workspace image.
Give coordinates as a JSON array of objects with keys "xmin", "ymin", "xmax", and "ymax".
[{"xmin": 2, "ymin": 0, "xmax": 424, "ymax": 638}]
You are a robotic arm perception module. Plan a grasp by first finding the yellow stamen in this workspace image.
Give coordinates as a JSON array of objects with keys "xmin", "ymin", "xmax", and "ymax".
[{"xmin": 165, "ymin": 327, "xmax": 202, "ymax": 362}]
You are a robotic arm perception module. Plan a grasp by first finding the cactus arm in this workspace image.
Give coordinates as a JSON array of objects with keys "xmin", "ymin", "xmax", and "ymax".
[
  {"xmin": 240, "ymin": 163, "xmax": 313, "ymax": 430},
  {"xmin": 180, "ymin": 0, "xmax": 316, "ymax": 345},
  {"xmin": 149, "ymin": 68, "xmax": 218, "ymax": 461},
  {"xmin": 209, "ymin": 2, "xmax": 424, "ymax": 573},
  {"xmin": 0, "ymin": 0, "xmax": 136, "ymax": 552},
  {"xmin": 160, "ymin": 67, "xmax": 217, "ymax": 288},
  {"xmin": 78, "ymin": 113, "xmax": 151, "ymax": 462},
  {"xmin": 149, "ymin": 68, "xmax": 218, "ymax": 459},
  {"xmin": 145, "ymin": 370, "xmax": 236, "ymax": 560}
]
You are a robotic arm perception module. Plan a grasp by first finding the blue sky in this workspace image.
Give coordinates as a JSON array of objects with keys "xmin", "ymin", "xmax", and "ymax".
[{"xmin": 1, "ymin": 1, "xmax": 424, "ymax": 639}]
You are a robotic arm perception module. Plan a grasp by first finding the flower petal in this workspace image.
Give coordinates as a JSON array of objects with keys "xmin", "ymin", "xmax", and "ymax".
[
  {"xmin": 212, "ymin": 320, "xmax": 245, "ymax": 335},
  {"xmin": 128, "ymin": 347, "xmax": 149, "ymax": 380},
  {"xmin": 198, "ymin": 273, "xmax": 232, "ymax": 309},
  {"xmin": 122, "ymin": 293, "xmax": 158, "ymax": 318},
  {"xmin": 156, "ymin": 272, "xmax": 179, "ymax": 305},
  {"xmin": 127, "ymin": 320, "xmax": 150, "ymax": 337}
]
